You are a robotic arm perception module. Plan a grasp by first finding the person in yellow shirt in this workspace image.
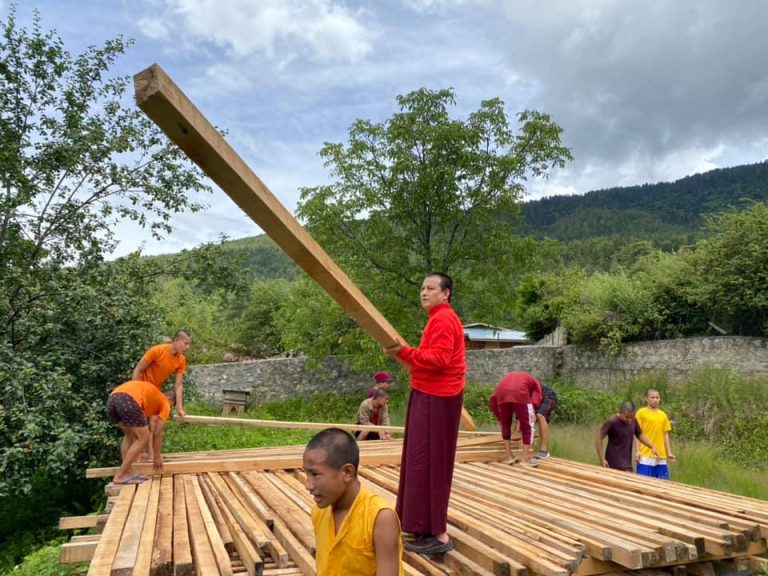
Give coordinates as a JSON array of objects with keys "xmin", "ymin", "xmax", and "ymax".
[
  {"xmin": 304, "ymin": 428, "xmax": 403, "ymax": 576},
  {"xmin": 635, "ymin": 388, "xmax": 676, "ymax": 479}
]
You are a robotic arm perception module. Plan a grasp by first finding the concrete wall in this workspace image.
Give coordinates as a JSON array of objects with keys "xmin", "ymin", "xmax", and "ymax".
[{"xmin": 188, "ymin": 336, "xmax": 768, "ymax": 403}]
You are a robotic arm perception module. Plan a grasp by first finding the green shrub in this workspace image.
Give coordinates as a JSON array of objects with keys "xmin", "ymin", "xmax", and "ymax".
[
  {"xmin": 561, "ymin": 272, "xmax": 662, "ymax": 352},
  {"xmin": 721, "ymin": 413, "xmax": 768, "ymax": 469},
  {"xmin": 550, "ymin": 380, "xmax": 617, "ymax": 424},
  {"xmin": 462, "ymin": 384, "xmax": 495, "ymax": 426},
  {"xmin": 2, "ymin": 540, "xmax": 86, "ymax": 576}
]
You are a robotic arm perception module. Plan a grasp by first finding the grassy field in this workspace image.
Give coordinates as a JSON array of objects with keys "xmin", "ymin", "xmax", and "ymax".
[{"xmin": 551, "ymin": 423, "xmax": 768, "ymax": 500}]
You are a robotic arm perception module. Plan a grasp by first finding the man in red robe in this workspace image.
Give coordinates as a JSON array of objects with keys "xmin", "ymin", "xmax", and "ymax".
[{"xmin": 385, "ymin": 272, "xmax": 465, "ymax": 556}]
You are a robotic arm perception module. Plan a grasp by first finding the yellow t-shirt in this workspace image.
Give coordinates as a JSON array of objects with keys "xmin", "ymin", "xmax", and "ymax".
[
  {"xmin": 312, "ymin": 487, "xmax": 404, "ymax": 576},
  {"xmin": 635, "ymin": 406, "xmax": 672, "ymax": 459}
]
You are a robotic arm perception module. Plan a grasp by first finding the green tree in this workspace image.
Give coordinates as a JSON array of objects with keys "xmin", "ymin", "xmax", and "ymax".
[
  {"xmin": 274, "ymin": 278, "xmax": 383, "ymax": 371},
  {"xmin": 297, "ymin": 88, "xmax": 572, "ymax": 347},
  {"xmin": 0, "ymin": 7, "xmax": 209, "ymax": 348},
  {"xmin": 513, "ymin": 268, "xmax": 587, "ymax": 341},
  {"xmin": 687, "ymin": 202, "xmax": 768, "ymax": 335},
  {"xmin": 0, "ymin": 6, "xmax": 210, "ymax": 544},
  {"xmin": 237, "ymin": 279, "xmax": 292, "ymax": 358}
]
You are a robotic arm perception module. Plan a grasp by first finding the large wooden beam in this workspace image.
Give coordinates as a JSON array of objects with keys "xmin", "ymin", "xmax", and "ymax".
[
  {"xmin": 176, "ymin": 414, "xmax": 493, "ymax": 435},
  {"xmin": 85, "ymin": 449, "xmax": 506, "ymax": 478},
  {"xmin": 133, "ymin": 64, "xmax": 475, "ymax": 431}
]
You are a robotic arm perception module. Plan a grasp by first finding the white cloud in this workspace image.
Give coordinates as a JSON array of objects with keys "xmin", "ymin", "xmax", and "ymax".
[
  {"xmin": 137, "ymin": 16, "xmax": 169, "ymax": 39},
  {"xmin": 529, "ymin": 143, "xmax": 727, "ymax": 200},
  {"xmin": 164, "ymin": 0, "xmax": 375, "ymax": 65}
]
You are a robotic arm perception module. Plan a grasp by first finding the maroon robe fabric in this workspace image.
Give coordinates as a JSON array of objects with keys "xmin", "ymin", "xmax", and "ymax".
[{"xmin": 396, "ymin": 388, "xmax": 464, "ymax": 535}]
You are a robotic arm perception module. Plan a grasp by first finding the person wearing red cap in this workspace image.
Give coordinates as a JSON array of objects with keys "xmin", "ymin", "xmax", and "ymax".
[{"xmin": 367, "ymin": 371, "xmax": 394, "ymax": 398}]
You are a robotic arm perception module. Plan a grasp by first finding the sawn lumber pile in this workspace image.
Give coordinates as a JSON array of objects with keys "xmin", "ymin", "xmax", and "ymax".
[{"xmin": 62, "ymin": 437, "xmax": 768, "ymax": 576}]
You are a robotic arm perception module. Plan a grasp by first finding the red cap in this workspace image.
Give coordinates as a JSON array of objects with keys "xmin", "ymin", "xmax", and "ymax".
[{"xmin": 374, "ymin": 371, "xmax": 393, "ymax": 383}]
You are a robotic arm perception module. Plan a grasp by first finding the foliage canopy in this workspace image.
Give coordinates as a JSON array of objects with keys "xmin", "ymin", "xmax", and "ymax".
[
  {"xmin": 297, "ymin": 87, "xmax": 572, "ymax": 350},
  {"xmin": 0, "ymin": 6, "xmax": 212, "ymax": 536}
]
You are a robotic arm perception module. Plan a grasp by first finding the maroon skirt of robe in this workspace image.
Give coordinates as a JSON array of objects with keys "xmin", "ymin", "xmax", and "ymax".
[{"xmin": 395, "ymin": 388, "xmax": 464, "ymax": 536}]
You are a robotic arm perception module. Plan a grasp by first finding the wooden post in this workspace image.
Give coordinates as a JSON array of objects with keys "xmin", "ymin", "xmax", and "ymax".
[{"xmin": 133, "ymin": 64, "xmax": 475, "ymax": 431}]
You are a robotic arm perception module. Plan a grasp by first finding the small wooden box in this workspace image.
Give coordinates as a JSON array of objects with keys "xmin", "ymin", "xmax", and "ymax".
[{"xmin": 222, "ymin": 389, "xmax": 249, "ymax": 415}]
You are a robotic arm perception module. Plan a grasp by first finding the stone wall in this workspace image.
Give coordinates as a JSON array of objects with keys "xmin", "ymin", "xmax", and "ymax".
[
  {"xmin": 464, "ymin": 345, "xmax": 560, "ymax": 385},
  {"xmin": 188, "ymin": 356, "xmax": 371, "ymax": 404},
  {"xmin": 187, "ymin": 336, "xmax": 768, "ymax": 403},
  {"xmin": 560, "ymin": 336, "xmax": 768, "ymax": 388}
]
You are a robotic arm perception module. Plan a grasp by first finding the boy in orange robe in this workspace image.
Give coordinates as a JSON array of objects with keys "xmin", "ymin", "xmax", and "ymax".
[{"xmin": 106, "ymin": 380, "xmax": 171, "ymax": 484}]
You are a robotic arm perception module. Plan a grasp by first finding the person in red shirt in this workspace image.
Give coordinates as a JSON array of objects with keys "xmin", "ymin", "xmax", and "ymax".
[
  {"xmin": 489, "ymin": 372, "xmax": 543, "ymax": 467},
  {"xmin": 106, "ymin": 380, "xmax": 171, "ymax": 484},
  {"xmin": 384, "ymin": 273, "xmax": 465, "ymax": 556}
]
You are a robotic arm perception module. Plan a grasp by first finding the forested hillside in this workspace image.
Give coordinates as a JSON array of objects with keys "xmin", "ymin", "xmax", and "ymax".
[
  {"xmin": 210, "ymin": 161, "xmax": 768, "ymax": 278},
  {"xmin": 520, "ymin": 161, "xmax": 768, "ymax": 241}
]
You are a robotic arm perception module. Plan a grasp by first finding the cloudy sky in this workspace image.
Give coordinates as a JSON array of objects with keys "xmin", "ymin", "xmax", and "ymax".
[{"xmin": 6, "ymin": 1, "xmax": 768, "ymax": 256}]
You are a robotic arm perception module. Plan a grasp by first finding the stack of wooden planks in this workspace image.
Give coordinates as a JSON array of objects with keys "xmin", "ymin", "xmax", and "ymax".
[{"xmin": 62, "ymin": 439, "xmax": 768, "ymax": 576}]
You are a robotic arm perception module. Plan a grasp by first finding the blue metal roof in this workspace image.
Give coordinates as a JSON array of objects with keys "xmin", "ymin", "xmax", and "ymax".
[{"xmin": 463, "ymin": 323, "xmax": 528, "ymax": 342}]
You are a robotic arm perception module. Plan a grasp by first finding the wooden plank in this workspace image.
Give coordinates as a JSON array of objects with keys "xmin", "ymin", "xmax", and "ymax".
[
  {"xmin": 208, "ymin": 472, "xmax": 274, "ymax": 550},
  {"xmin": 480, "ymin": 463, "xmax": 723, "ymax": 557},
  {"xmin": 111, "ymin": 479, "xmax": 152, "ymax": 576},
  {"xmin": 176, "ymin": 415, "xmax": 495, "ymax": 436},
  {"xmin": 270, "ymin": 518, "xmax": 317, "ymax": 576},
  {"xmin": 242, "ymin": 472, "xmax": 315, "ymax": 551},
  {"xmin": 72, "ymin": 534, "xmax": 102, "ymax": 542},
  {"xmin": 86, "ymin": 448, "xmax": 504, "ymax": 478},
  {"xmin": 356, "ymin": 469, "xmax": 526, "ymax": 576},
  {"xmin": 151, "ymin": 475, "xmax": 174, "ymax": 576},
  {"xmin": 184, "ymin": 475, "xmax": 224, "ymax": 576},
  {"xmin": 403, "ymin": 551, "xmax": 452, "ymax": 575},
  {"xmin": 87, "ymin": 485, "xmax": 136, "ymax": 576},
  {"xmin": 132, "ymin": 63, "xmax": 476, "ymax": 431},
  {"xmin": 133, "ymin": 476, "xmax": 161, "ymax": 576},
  {"xmin": 189, "ymin": 474, "xmax": 234, "ymax": 576},
  {"xmin": 685, "ymin": 561, "xmax": 715, "ymax": 576},
  {"xmin": 61, "ymin": 540, "xmax": 99, "ymax": 563},
  {"xmin": 173, "ymin": 475, "xmax": 194, "ymax": 576},
  {"xmin": 207, "ymin": 475, "xmax": 264, "ymax": 576},
  {"xmin": 440, "ymin": 547, "xmax": 498, "ymax": 576},
  {"xmin": 715, "ymin": 557, "xmax": 751, "ymax": 573},
  {"xmin": 361, "ymin": 467, "xmax": 569, "ymax": 576},
  {"xmin": 59, "ymin": 514, "xmax": 110, "ymax": 530},
  {"xmin": 222, "ymin": 473, "xmax": 274, "ymax": 530},
  {"xmin": 199, "ymin": 473, "xmax": 235, "ymax": 553}
]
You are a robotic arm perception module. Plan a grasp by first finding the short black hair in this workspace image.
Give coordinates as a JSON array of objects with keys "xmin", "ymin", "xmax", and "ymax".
[
  {"xmin": 173, "ymin": 329, "xmax": 191, "ymax": 341},
  {"xmin": 427, "ymin": 272, "xmax": 454, "ymax": 302},
  {"xmin": 306, "ymin": 428, "xmax": 360, "ymax": 471},
  {"xmin": 644, "ymin": 388, "xmax": 659, "ymax": 397},
  {"xmin": 620, "ymin": 400, "xmax": 636, "ymax": 413},
  {"xmin": 372, "ymin": 389, "xmax": 389, "ymax": 399}
]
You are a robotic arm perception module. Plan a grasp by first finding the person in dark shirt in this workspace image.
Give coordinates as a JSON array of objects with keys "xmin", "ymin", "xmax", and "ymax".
[
  {"xmin": 596, "ymin": 400, "xmax": 659, "ymax": 471},
  {"xmin": 535, "ymin": 384, "xmax": 558, "ymax": 458}
]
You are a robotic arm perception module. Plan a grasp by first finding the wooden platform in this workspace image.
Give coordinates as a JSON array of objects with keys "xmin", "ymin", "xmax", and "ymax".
[{"xmin": 62, "ymin": 438, "xmax": 768, "ymax": 576}]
